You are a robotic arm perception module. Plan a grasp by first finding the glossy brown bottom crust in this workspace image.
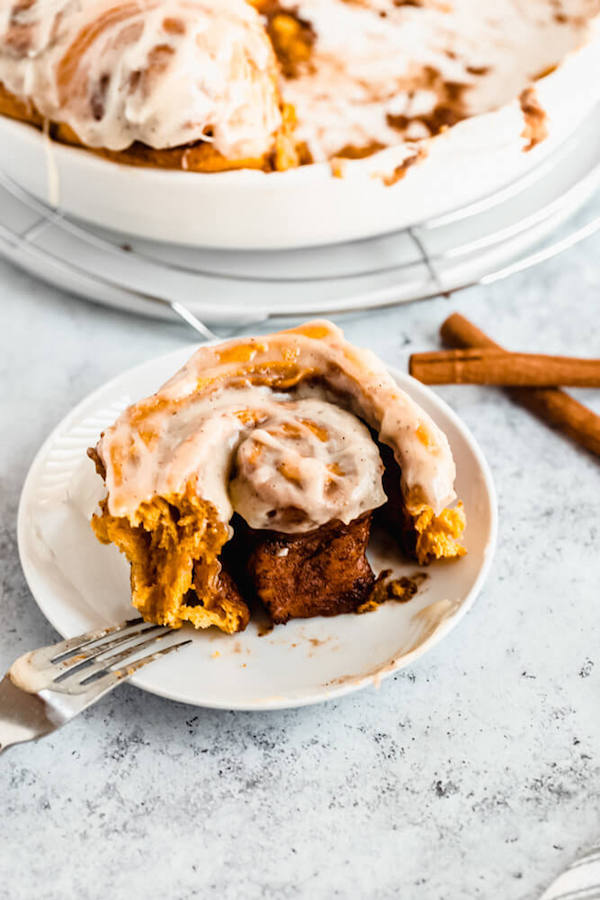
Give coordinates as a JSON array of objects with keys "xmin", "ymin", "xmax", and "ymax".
[
  {"xmin": 0, "ymin": 82, "xmax": 301, "ymax": 173},
  {"xmin": 247, "ymin": 514, "xmax": 376, "ymax": 624}
]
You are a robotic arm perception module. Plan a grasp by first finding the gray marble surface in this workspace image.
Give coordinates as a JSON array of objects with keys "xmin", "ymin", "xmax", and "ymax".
[{"xmin": 1, "ymin": 217, "xmax": 599, "ymax": 900}]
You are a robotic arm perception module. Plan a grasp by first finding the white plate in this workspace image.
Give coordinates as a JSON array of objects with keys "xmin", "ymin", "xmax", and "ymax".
[
  {"xmin": 1, "ymin": 101, "xmax": 600, "ymax": 323},
  {"xmin": 17, "ymin": 346, "xmax": 497, "ymax": 710},
  {"xmin": 1, "ymin": 12, "xmax": 599, "ymax": 249}
]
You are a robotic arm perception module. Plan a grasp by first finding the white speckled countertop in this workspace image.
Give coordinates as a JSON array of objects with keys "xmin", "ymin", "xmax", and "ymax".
[{"xmin": 1, "ymin": 211, "xmax": 599, "ymax": 900}]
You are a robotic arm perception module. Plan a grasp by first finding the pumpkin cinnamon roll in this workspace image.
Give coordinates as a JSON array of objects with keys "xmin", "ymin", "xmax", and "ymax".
[
  {"xmin": 88, "ymin": 321, "xmax": 466, "ymax": 633},
  {"xmin": 0, "ymin": 0, "xmax": 299, "ymax": 171}
]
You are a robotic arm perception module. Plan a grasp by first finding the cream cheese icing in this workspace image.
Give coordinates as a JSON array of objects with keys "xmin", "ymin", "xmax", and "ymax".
[
  {"xmin": 95, "ymin": 321, "xmax": 457, "ymax": 535},
  {"xmin": 229, "ymin": 398, "xmax": 387, "ymax": 531},
  {"xmin": 0, "ymin": 0, "xmax": 283, "ymax": 158}
]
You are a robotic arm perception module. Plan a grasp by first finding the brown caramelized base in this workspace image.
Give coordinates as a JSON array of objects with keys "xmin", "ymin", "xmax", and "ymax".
[{"xmin": 247, "ymin": 514, "xmax": 375, "ymax": 624}]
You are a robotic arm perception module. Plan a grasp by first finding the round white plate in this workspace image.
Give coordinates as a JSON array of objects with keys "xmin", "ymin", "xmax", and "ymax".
[{"xmin": 18, "ymin": 345, "xmax": 497, "ymax": 710}]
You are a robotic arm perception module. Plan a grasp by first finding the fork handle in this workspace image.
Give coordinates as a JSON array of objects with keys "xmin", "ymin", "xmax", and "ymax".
[{"xmin": 0, "ymin": 675, "xmax": 57, "ymax": 754}]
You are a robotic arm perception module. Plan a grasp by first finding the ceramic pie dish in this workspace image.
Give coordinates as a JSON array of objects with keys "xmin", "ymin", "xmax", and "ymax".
[{"xmin": 1, "ymin": 0, "xmax": 599, "ymax": 248}]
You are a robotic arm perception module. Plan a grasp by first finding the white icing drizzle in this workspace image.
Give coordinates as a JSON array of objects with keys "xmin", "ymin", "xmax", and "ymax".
[
  {"xmin": 0, "ymin": 0, "xmax": 282, "ymax": 158},
  {"xmin": 95, "ymin": 321, "xmax": 457, "ymax": 536},
  {"xmin": 42, "ymin": 117, "xmax": 60, "ymax": 205}
]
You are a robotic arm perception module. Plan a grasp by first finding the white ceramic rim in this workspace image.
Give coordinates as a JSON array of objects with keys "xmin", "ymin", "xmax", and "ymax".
[
  {"xmin": 0, "ymin": 66, "xmax": 581, "ymax": 218},
  {"xmin": 2, "ymin": 13, "xmax": 600, "ymax": 249},
  {"xmin": 17, "ymin": 345, "xmax": 498, "ymax": 710},
  {"xmin": 2, "ymin": 105, "xmax": 600, "ymax": 324}
]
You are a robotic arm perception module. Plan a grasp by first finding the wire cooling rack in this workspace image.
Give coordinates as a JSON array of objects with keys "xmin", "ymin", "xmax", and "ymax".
[{"xmin": 1, "ymin": 108, "xmax": 600, "ymax": 336}]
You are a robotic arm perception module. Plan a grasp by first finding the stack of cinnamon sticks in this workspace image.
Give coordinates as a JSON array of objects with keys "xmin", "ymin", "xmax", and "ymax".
[{"xmin": 409, "ymin": 314, "xmax": 600, "ymax": 456}]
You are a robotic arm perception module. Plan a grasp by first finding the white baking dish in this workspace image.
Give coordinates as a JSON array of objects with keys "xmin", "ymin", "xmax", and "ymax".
[{"xmin": 1, "ymin": 15, "xmax": 599, "ymax": 250}]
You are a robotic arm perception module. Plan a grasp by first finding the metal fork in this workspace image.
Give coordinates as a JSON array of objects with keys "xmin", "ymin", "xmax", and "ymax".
[{"xmin": 0, "ymin": 618, "xmax": 192, "ymax": 754}]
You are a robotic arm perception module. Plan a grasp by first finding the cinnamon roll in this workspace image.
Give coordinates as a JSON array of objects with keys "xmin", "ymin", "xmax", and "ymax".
[
  {"xmin": 0, "ymin": 0, "xmax": 299, "ymax": 172},
  {"xmin": 88, "ymin": 321, "xmax": 466, "ymax": 633}
]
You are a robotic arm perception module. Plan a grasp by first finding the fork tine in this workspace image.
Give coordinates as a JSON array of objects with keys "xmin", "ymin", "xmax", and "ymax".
[
  {"xmin": 48, "ymin": 617, "xmax": 147, "ymax": 662},
  {"xmin": 94, "ymin": 636, "xmax": 193, "ymax": 684},
  {"xmin": 28, "ymin": 617, "xmax": 145, "ymax": 668},
  {"xmin": 56, "ymin": 630, "xmax": 189, "ymax": 688},
  {"xmin": 28, "ymin": 617, "xmax": 165, "ymax": 672},
  {"xmin": 51, "ymin": 624, "xmax": 171, "ymax": 679},
  {"xmin": 68, "ymin": 637, "xmax": 193, "ymax": 701},
  {"xmin": 104, "ymin": 637, "xmax": 193, "ymax": 684}
]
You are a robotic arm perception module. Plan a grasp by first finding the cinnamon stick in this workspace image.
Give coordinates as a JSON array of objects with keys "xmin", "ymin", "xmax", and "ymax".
[
  {"xmin": 409, "ymin": 348, "xmax": 600, "ymax": 387},
  {"xmin": 437, "ymin": 313, "xmax": 600, "ymax": 457}
]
